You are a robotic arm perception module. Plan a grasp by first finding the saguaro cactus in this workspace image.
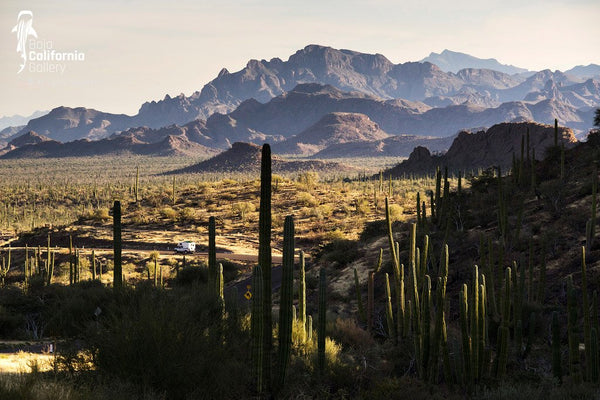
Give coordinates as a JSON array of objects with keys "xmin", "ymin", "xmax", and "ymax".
[
  {"xmin": 551, "ymin": 311, "xmax": 562, "ymax": 383},
  {"xmin": 277, "ymin": 215, "xmax": 294, "ymax": 390},
  {"xmin": 567, "ymin": 275, "xmax": 581, "ymax": 382},
  {"xmin": 318, "ymin": 267, "xmax": 327, "ymax": 377},
  {"xmin": 385, "ymin": 273, "xmax": 395, "ymax": 339},
  {"xmin": 259, "ymin": 144, "xmax": 273, "ymax": 390},
  {"xmin": 299, "ymin": 251, "xmax": 307, "ymax": 331},
  {"xmin": 113, "ymin": 200, "xmax": 122, "ymax": 289},
  {"xmin": 134, "ymin": 166, "xmax": 139, "ymax": 203},
  {"xmin": 208, "ymin": 216, "xmax": 217, "ymax": 295},
  {"xmin": 581, "ymin": 247, "xmax": 592, "ymax": 380},
  {"xmin": 251, "ymin": 264, "xmax": 264, "ymax": 393}
]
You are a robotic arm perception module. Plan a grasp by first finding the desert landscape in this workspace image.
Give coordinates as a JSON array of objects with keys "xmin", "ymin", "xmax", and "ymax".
[{"xmin": 1, "ymin": 1, "xmax": 600, "ymax": 399}]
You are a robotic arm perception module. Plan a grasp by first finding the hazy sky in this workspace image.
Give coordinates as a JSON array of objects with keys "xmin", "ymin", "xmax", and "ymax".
[{"xmin": 1, "ymin": 0, "xmax": 599, "ymax": 117}]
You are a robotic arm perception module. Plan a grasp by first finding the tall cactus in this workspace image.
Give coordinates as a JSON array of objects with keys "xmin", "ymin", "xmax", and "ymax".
[
  {"xmin": 551, "ymin": 311, "xmax": 562, "ymax": 383},
  {"xmin": 554, "ymin": 118, "xmax": 558, "ymax": 147},
  {"xmin": 354, "ymin": 268, "xmax": 365, "ymax": 323},
  {"xmin": 497, "ymin": 267, "xmax": 511, "ymax": 378},
  {"xmin": 46, "ymin": 248, "xmax": 54, "ymax": 286},
  {"xmin": 460, "ymin": 284, "xmax": 471, "ymax": 385},
  {"xmin": 299, "ymin": 251, "xmax": 307, "ymax": 332},
  {"xmin": 251, "ymin": 264, "xmax": 264, "ymax": 393},
  {"xmin": 134, "ymin": 165, "xmax": 139, "ymax": 203},
  {"xmin": 472, "ymin": 266, "xmax": 480, "ymax": 380},
  {"xmin": 421, "ymin": 275, "xmax": 432, "ymax": 378},
  {"xmin": 277, "ymin": 215, "xmax": 294, "ymax": 390},
  {"xmin": 567, "ymin": 275, "xmax": 581, "ymax": 383},
  {"xmin": 591, "ymin": 328, "xmax": 599, "ymax": 383},
  {"xmin": 581, "ymin": 247, "xmax": 591, "ymax": 381},
  {"xmin": 216, "ymin": 263, "xmax": 225, "ymax": 316},
  {"xmin": 434, "ymin": 167, "xmax": 441, "ymax": 221},
  {"xmin": 208, "ymin": 216, "xmax": 217, "ymax": 295},
  {"xmin": 113, "ymin": 200, "xmax": 122, "ymax": 289},
  {"xmin": 385, "ymin": 273, "xmax": 395, "ymax": 339},
  {"xmin": 428, "ymin": 244, "xmax": 448, "ymax": 382},
  {"xmin": 172, "ymin": 176, "xmax": 176, "ymax": 205},
  {"xmin": 588, "ymin": 166, "xmax": 597, "ymax": 252},
  {"xmin": 367, "ymin": 271, "xmax": 374, "ymax": 333},
  {"xmin": 318, "ymin": 267, "xmax": 327, "ymax": 377},
  {"xmin": 91, "ymin": 250, "xmax": 96, "ymax": 281},
  {"xmin": 259, "ymin": 143, "xmax": 273, "ymax": 390}
]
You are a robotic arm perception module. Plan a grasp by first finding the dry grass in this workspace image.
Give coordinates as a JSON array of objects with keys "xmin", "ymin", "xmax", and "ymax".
[{"xmin": 0, "ymin": 351, "xmax": 55, "ymax": 373}]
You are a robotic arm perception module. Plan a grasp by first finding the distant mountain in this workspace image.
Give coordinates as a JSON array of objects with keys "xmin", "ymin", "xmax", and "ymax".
[
  {"xmin": 0, "ymin": 110, "xmax": 47, "ymax": 131},
  {"xmin": 565, "ymin": 64, "xmax": 600, "ymax": 80},
  {"xmin": 497, "ymin": 70, "xmax": 580, "ymax": 102},
  {"xmin": 133, "ymin": 45, "xmax": 537, "ymax": 127},
  {"xmin": 0, "ymin": 125, "xmax": 25, "ymax": 146},
  {"xmin": 8, "ymin": 131, "xmax": 51, "ymax": 147},
  {"xmin": 384, "ymin": 122, "xmax": 577, "ymax": 175},
  {"xmin": 273, "ymin": 112, "xmax": 389, "ymax": 155},
  {"xmin": 18, "ymin": 106, "xmax": 134, "ymax": 142},
  {"xmin": 0, "ymin": 131, "xmax": 52, "ymax": 156},
  {"xmin": 524, "ymin": 78, "xmax": 600, "ymax": 109},
  {"xmin": 0, "ymin": 131, "xmax": 218, "ymax": 159},
  {"xmin": 421, "ymin": 49, "xmax": 529, "ymax": 75},
  {"xmin": 167, "ymin": 142, "xmax": 353, "ymax": 174}
]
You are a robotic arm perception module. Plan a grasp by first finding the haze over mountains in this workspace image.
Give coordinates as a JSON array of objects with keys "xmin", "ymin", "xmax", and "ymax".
[
  {"xmin": 3, "ymin": 45, "xmax": 599, "ymax": 159},
  {"xmin": 420, "ymin": 50, "xmax": 530, "ymax": 75}
]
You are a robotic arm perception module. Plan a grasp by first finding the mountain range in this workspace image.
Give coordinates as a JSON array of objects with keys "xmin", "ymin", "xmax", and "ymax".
[
  {"xmin": 2, "ymin": 45, "xmax": 599, "ymax": 159},
  {"xmin": 420, "ymin": 50, "xmax": 530, "ymax": 75},
  {"xmin": 0, "ymin": 110, "xmax": 47, "ymax": 131}
]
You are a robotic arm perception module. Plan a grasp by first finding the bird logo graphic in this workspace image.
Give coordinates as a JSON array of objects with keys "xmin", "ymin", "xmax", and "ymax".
[{"xmin": 12, "ymin": 10, "xmax": 38, "ymax": 74}]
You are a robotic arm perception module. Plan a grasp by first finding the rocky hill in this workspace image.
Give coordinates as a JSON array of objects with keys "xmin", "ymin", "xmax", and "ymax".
[
  {"xmin": 384, "ymin": 122, "xmax": 578, "ymax": 175},
  {"xmin": 273, "ymin": 112, "xmax": 389, "ymax": 155},
  {"xmin": 167, "ymin": 142, "xmax": 353, "ymax": 174}
]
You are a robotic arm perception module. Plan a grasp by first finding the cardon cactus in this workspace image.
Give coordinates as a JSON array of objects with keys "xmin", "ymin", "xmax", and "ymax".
[
  {"xmin": 259, "ymin": 144, "xmax": 273, "ymax": 390},
  {"xmin": 251, "ymin": 264, "xmax": 264, "ymax": 393},
  {"xmin": 208, "ymin": 216, "xmax": 217, "ymax": 295},
  {"xmin": 277, "ymin": 215, "xmax": 295, "ymax": 390},
  {"xmin": 318, "ymin": 268, "xmax": 327, "ymax": 377},
  {"xmin": 113, "ymin": 200, "xmax": 122, "ymax": 289}
]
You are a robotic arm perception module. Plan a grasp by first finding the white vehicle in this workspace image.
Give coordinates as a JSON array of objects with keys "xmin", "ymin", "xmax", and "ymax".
[{"xmin": 174, "ymin": 241, "xmax": 196, "ymax": 254}]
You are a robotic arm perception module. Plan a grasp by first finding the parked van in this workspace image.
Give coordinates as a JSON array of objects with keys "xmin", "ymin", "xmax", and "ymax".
[{"xmin": 174, "ymin": 241, "xmax": 195, "ymax": 254}]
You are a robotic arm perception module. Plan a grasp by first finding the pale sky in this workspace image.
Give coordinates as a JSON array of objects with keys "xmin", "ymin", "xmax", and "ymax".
[{"xmin": 1, "ymin": 0, "xmax": 599, "ymax": 117}]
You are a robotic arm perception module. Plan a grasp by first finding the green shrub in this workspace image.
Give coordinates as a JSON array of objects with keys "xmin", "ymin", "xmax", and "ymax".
[
  {"xmin": 319, "ymin": 239, "xmax": 361, "ymax": 267},
  {"xmin": 174, "ymin": 266, "xmax": 207, "ymax": 286},
  {"xmin": 90, "ymin": 285, "xmax": 250, "ymax": 399}
]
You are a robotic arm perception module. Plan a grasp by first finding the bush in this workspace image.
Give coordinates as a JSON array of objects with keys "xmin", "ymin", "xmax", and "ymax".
[
  {"xmin": 90, "ymin": 285, "xmax": 250, "ymax": 399},
  {"xmin": 319, "ymin": 239, "xmax": 361, "ymax": 267},
  {"xmin": 174, "ymin": 266, "xmax": 207, "ymax": 286},
  {"xmin": 387, "ymin": 204, "xmax": 403, "ymax": 222},
  {"xmin": 160, "ymin": 207, "xmax": 178, "ymax": 221}
]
